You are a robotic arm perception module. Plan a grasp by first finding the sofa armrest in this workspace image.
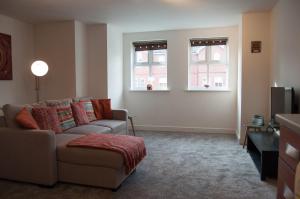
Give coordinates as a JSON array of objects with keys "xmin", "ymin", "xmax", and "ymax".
[
  {"xmin": 112, "ymin": 109, "xmax": 128, "ymax": 121},
  {"xmin": 0, "ymin": 128, "xmax": 57, "ymax": 186}
]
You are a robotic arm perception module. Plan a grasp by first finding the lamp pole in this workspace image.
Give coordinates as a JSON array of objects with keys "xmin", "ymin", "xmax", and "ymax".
[
  {"xmin": 35, "ymin": 76, "xmax": 40, "ymax": 102},
  {"xmin": 31, "ymin": 60, "xmax": 49, "ymax": 103}
]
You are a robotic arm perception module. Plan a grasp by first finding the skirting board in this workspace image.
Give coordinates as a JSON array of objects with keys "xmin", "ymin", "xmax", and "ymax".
[
  {"xmin": 129, "ymin": 125, "xmax": 235, "ymax": 134},
  {"xmin": 235, "ymin": 130, "xmax": 243, "ymax": 145}
]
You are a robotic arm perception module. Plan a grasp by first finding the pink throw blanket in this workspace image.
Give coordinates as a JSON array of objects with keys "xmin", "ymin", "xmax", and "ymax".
[{"xmin": 67, "ymin": 134, "xmax": 146, "ymax": 174}]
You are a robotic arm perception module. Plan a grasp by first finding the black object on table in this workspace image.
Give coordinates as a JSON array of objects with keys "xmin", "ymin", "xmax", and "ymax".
[
  {"xmin": 243, "ymin": 115, "xmax": 265, "ymax": 149},
  {"xmin": 243, "ymin": 124, "xmax": 263, "ymax": 149},
  {"xmin": 266, "ymin": 119, "xmax": 280, "ymax": 133},
  {"xmin": 247, "ymin": 131, "xmax": 279, "ymax": 180}
]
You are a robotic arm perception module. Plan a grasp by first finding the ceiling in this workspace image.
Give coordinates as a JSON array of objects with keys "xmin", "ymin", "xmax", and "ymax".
[{"xmin": 0, "ymin": 0, "xmax": 278, "ymax": 32}]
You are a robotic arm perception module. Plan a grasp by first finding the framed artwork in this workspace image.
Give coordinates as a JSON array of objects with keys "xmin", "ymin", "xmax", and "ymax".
[
  {"xmin": 251, "ymin": 41, "xmax": 262, "ymax": 53},
  {"xmin": 0, "ymin": 33, "xmax": 12, "ymax": 80}
]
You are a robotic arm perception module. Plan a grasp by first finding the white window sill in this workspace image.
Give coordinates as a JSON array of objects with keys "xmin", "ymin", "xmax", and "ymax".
[
  {"xmin": 129, "ymin": 89, "xmax": 171, "ymax": 92},
  {"xmin": 185, "ymin": 89, "xmax": 231, "ymax": 92}
]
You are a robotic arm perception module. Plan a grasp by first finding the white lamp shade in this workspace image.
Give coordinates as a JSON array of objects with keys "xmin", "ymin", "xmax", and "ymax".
[{"xmin": 31, "ymin": 60, "xmax": 49, "ymax": 77}]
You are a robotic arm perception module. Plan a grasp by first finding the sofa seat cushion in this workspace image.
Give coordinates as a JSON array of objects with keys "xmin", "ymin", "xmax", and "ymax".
[
  {"xmin": 90, "ymin": 120, "xmax": 126, "ymax": 133},
  {"xmin": 56, "ymin": 134, "xmax": 124, "ymax": 169},
  {"xmin": 64, "ymin": 124, "xmax": 111, "ymax": 134}
]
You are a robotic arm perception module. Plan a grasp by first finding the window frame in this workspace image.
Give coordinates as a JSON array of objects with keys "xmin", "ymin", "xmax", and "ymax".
[
  {"xmin": 188, "ymin": 44, "xmax": 229, "ymax": 91},
  {"xmin": 131, "ymin": 48, "xmax": 168, "ymax": 91}
]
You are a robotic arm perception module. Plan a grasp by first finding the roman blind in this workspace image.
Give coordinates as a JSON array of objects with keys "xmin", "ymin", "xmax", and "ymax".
[
  {"xmin": 190, "ymin": 38, "xmax": 228, "ymax": 46},
  {"xmin": 133, "ymin": 40, "xmax": 167, "ymax": 51}
]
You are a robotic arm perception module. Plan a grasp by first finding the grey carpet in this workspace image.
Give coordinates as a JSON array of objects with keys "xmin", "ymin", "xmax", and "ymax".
[{"xmin": 0, "ymin": 131, "xmax": 276, "ymax": 199}]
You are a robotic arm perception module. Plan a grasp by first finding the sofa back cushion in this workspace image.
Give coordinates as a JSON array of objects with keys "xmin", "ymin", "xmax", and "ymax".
[
  {"xmin": 79, "ymin": 100, "xmax": 97, "ymax": 122},
  {"xmin": 32, "ymin": 107, "xmax": 62, "ymax": 133},
  {"xmin": 72, "ymin": 97, "xmax": 91, "ymax": 103},
  {"xmin": 71, "ymin": 102, "xmax": 89, "ymax": 126},
  {"xmin": 2, "ymin": 104, "xmax": 32, "ymax": 128},
  {"xmin": 15, "ymin": 107, "xmax": 39, "ymax": 129},
  {"xmin": 46, "ymin": 99, "xmax": 76, "ymax": 131}
]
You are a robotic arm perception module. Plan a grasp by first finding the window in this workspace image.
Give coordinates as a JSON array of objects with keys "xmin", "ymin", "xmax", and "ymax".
[
  {"xmin": 189, "ymin": 38, "xmax": 228, "ymax": 90},
  {"xmin": 132, "ymin": 41, "xmax": 168, "ymax": 90}
]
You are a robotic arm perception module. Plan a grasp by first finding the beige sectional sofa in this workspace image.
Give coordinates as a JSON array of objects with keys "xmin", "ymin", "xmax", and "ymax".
[{"xmin": 0, "ymin": 99, "xmax": 136, "ymax": 190}]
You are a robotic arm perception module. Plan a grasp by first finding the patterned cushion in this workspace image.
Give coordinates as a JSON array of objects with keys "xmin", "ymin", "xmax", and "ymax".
[
  {"xmin": 71, "ymin": 102, "xmax": 89, "ymax": 126},
  {"xmin": 79, "ymin": 100, "xmax": 97, "ymax": 122},
  {"xmin": 46, "ymin": 99, "xmax": 76, "ymax": 131},
  {"xmin": 32, "ymin": 107, "xmax": 62, "ymax": 133},
  {"xmin": 15, "ymin": 107, "xmax": 39, "ymax": 129},
  {"xmin": 91, "ymin": 99, "xmax": 103, "ymax": 120}
]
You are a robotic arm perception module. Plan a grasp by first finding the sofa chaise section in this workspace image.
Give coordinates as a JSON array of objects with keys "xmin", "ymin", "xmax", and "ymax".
[
  {"xmin": 0, "ymin": 128, "xmax": 57, "ymax": 186},
  {"xmin": 56, "ymin": 133, "xmax": 131, "ymax": 189}
]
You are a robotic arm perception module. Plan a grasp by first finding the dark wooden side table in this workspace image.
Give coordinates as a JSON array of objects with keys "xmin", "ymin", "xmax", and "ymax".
[
  {"xmin": 247, "ymin": 131, "xmax": 279, "ymax": 180},
  {"xmin": 128, "ymin": 116, "xmax": 136, "ymax": 136}
]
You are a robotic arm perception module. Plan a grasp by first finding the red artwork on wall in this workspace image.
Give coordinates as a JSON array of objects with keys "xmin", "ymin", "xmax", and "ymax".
[{"xmin": 0, "ymin": 33, "xmax": 12, "ymax": 80}]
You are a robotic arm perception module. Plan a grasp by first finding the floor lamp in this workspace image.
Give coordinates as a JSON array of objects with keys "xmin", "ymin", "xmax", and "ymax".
[{"xmin": 31, "ymin": 60, "xmax": 49, "ymax": 102}]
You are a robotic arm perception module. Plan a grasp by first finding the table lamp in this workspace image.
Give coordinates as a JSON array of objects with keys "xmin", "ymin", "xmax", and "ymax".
[{"xmin": 31, "ymin": 60, "xmax": 48, "ymax": 102}]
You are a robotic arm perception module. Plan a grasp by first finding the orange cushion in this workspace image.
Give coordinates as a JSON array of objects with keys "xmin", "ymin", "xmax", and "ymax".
[
  {"xmin": 15, "ymin": 107, "xmax": 40, "ymax": 129},
  {"xmin": 99, "ymin": 99, "xmax": 113, "ymax": 119},
  {"xmin": 91, "ymin": 99, "xmax": 103, "ymax": 120}
]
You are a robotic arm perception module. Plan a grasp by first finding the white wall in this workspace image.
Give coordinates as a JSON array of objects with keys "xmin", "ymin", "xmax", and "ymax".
[
  {"xmin": 107, "ymin": 25, "xmax": 123, "ymax": 109},
  {"xmin": 86, "ymin": 24, "xmax": 108, "ymax": 99},
  {"xmin": 123, "ymin": 27, "xmax": 238, "ymax": 133},
  {"xmin": 75, "ymin": 21, "xmax": 89, "ymax": 97},
  {"xmin": 271, "ymin": 0, "xmax": 300, "ymax": 106},
  {"xmin": 75, "ymin": 22, "xmax": 110, "ymax": 99},
  {"xmin": 240, "ymin": 12, "xmax": 271, "ymax": 143},
  {"xmin": 34, "ymin": 21, "xmax": 109, "ymax": 100},
  {"xmin": 0, "ymin": 14, "xmax": 35, "ymax": 107},
  {"xmin": 34, "ymin": 21, "xmax": 76, "ymax": 100}
]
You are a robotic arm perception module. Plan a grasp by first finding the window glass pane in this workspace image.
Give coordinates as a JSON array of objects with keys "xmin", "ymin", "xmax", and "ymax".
[
  {"xmin": 211, "ymin": 45, "xmax": 226, "ymax": 62},
  {"xmin": 191, "ymin": 46, "xmax": 206, "ymax": 62},
  {"xmin": 133, "ymin": 48, "xmax": 168, "ymax": 90},
  {"xmin": 189, "ymin": 43, "xmax": 228, "ymax": 90},
  {"xmin": 189, "ymin": 64, "xmax": 208, "ymax": 88},
  {"xmin": 208, "ymin": 64, "xmax": 228, "ymax": 89},
  {"xmin": 135, "ymin": 51, "xmax": 148, "ymax": 63},
  {"xmin": 153, "ymin": 50, "xmax": 167, "ymax": 63},
  {"xmin": 151, "ymin": 65, "xmax": 168, "ymax": 90},
  {"xmin": 133, "ymin": 66, "xmax": 149, "ymax": 89}
]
